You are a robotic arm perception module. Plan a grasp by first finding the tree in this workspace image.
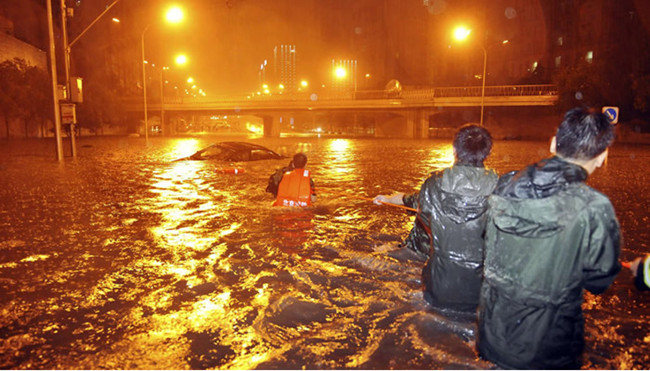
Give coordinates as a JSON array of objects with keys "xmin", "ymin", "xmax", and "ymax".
[
  {"xmin": 552, "ymin": 62, "xmax": 606, "ymax": 114},
  {"xmin": 0, "ymin": 59, "xmax": 23, "ymax": 138},
  {"xmin": 22, "ymin": 64, "xmax": 52, "ymax": 137},
  {"xmin": 632, "ymin": 73, "xmax": 650, "ymax": 114},
  {"xmin": 76, "ymin": 77, "xmax": 126, "ymax": 134},
  {"xmin": 0, "ymin": 58, "xmax": 51, "ymax": 138}
]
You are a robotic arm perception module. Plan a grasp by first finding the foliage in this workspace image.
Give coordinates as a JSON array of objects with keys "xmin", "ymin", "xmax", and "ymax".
[
  {"xmin": 0, "ymin": 58, "xmax": 51, "ymax": 138},
  {"xmin": 76, "ymin": 74, "xmax": 126, "ymax": 134},
  {"xmin": 552, "ymin": 62, "xmax": 607, "ymax": 114},
  {"xmin": 632, "ymin": 74, "xmax": 650, "ymax": 114}
]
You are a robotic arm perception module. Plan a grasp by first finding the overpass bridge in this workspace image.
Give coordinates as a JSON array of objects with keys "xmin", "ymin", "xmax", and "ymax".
[{"xmin": 124, "ymin": 84, "xmax": 557, "ymax": 138}]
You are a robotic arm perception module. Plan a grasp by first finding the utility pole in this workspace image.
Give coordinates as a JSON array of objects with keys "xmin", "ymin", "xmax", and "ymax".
[
  {"xmin": 46, "ymin": 0, "xmax": 64, "ymax": 162},
  {"xmin": 60, "ymin": 0, "xmax": 76, "ymax": 158}
]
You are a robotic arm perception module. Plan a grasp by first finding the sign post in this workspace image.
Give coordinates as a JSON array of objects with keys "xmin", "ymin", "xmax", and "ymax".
[{"xmin": 61, "ymin": 103, "xmax": 77, "ymax": 140}]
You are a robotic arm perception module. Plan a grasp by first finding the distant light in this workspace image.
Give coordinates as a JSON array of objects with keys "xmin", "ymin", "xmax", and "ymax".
[
  {"xmin": 187, "ymin": 77, "xmax": 194, "ymax": 83},
  {"xmin": 278, "ymin": 84, "xmax": 284, "ymax": 90},
  {"xmin": 502, "ymin": 39, "xmax": 509, "ymax": 44},
  {"xmin": 365, "ymin": 73, "xmax": 371, "ymax": 78},
  {"xmin": 175, "ymin": 54, "xmax": 188, "ymax": 65},
  {"xmin": 300, "ymin": 80, "xmax": 308, "ymax": 87},
  {"xmin": 111, "ymin": 18, "xmax": 120, "ymax": 23},
  {"xmin": 334, "ymin": 67, "xmax": 346, "ymax": 79},
  {"xmin": 144, "ymin": 60, "xmax": 149, "ymax": 64},
  {"xmin": 262, "ymin": 84, "xmax": 269, "ymax": 89},
  {"xmin": 453, "ymin": 26, "xmax": 471, "ymax": 41},
  {"xmin": 166, "ymin": 6, "xmax": 184, "ymax": 24}
]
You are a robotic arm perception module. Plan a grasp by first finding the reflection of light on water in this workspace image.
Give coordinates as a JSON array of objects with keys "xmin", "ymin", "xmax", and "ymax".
[
  {"xmin": 322, "ymin": 139, "xmax": 359, "ymax": 183},
  {"xmin": 423, "ymin": 144, "xmax": 454, "ymax": 172},
  {"xmin": 330, "ymin": 138, "xmax": 349, "ymax": 152},
  {"xmin": 169, "ymin": 138, "xmax": 202, "ymax": 160}
]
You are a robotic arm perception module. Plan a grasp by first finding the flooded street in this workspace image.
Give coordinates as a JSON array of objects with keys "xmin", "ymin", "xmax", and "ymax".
[{"xmin": 0, "ymin": 135, "xmax": 648, "ymax": 369}]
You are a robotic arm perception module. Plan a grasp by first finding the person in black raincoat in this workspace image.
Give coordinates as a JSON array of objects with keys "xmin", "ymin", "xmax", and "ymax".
[
  {"xmin": 629, "ymin": 255, "xmax": 650, "ymax": 291},
  {"xmin": 374, "ymin": 124, "xmax": 498, "ymax": 315},
  {"xmin": 266, "ymin": 159, "xmax": 294, "ymax": 197},
  {"xmin": 477, "ymin": 107, "xmax": 621, "ymax": 369}
]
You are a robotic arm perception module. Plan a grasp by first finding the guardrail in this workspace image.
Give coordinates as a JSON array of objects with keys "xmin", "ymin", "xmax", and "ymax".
[{"xmin": 123, "ymin": 84, "xmax": 558, "ymax": 109}]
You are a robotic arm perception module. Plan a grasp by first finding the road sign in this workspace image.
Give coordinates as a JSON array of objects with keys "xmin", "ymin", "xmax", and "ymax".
[
  {"xmin": 61, "ymin": 103, "xmax": 76, "ymax": 124},
  {"xmin": 602, "ymin": 106, "xmax": 619, "ymax": 124}
]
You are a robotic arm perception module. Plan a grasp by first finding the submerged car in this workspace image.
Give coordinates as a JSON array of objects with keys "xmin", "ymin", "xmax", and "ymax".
[{"xmin": 174, "ymin": 141, "xmax": 286, "ymax": 162}]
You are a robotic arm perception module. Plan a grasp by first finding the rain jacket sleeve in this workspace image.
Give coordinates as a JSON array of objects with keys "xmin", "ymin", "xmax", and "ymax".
[{"xmin": 583, "ymin": 196, "xmax": 621, "ymax": 294}]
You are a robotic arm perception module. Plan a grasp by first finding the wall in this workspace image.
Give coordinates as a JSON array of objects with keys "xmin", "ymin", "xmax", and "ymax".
[{"xmin": 0, "ymin": 32, "xmax": 46, "ymax": 68}]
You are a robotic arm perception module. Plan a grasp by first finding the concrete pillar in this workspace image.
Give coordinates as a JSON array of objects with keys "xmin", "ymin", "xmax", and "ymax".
[
  {"xmin": 262, "ymin": 115, "xmax": 281, "ymax": 137},
  {"xmin": 406, "ymin": 110, "xmax": 429, "ymax": 139}
]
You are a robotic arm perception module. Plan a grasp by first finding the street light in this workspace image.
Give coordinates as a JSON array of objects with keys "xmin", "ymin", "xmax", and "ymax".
[
  {"xmin": 454, "ymin": 25, "xmax": 487, "ymax": 126},
  {"xmin": 158, "ymin": 53, "xmax": 186, "ymax": 136},
  {"xmin": 142, "ymin": 5, "xmax": 184, "ymax": 142}
]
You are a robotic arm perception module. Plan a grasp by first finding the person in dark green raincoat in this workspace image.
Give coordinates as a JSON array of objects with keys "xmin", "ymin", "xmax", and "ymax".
[
  {"xmin": 477, "ymin": 107, "xmax": 621, "ymax": 369},
  {"xmin": 374, "ymin": 124, "xmax": 498, "ymax": 315}
]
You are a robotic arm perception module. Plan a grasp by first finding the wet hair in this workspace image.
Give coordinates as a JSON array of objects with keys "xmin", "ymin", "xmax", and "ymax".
[
  {"xmin": 293, "ymin": 153, "xmax": 308, "ymax": 168},
  {"xmin": 555, "ymin": 107, "xmax": 615, "ymax": 160},
  {"xmin": 453, "ymin": 123, "xmax": 493, "ymax": 166}
]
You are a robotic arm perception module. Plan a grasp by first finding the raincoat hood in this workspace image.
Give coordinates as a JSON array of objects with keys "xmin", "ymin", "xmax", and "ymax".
[
  {"xmin": 495, "ymin": 156, "xmax": 588, "ymax": 199},
  {"xmin": 433, "ymin": 165, "xmax": 498, "ymax": 224},
  {"xmin": 490, "ymin": 156, "xmax": 588, "ymax": 238}
]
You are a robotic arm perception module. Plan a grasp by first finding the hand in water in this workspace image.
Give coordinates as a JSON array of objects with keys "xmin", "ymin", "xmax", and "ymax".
[{"xmin": 373, "ymin": 195, "xmax": 387, "ymax": 205}]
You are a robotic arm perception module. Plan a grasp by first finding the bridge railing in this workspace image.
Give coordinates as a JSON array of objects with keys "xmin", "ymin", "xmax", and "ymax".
[
  {"xmin": 124, "ymin": 84, "xmax": 557, "ymax": 106},
  {"xmin": 401, "ymin": 84, "xmax": 557, "ymax": 100}
]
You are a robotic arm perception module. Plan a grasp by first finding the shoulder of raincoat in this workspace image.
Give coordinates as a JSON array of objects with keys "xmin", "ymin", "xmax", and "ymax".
[
  {"xmin": 635, "ymin": 255, "xmax": 650, "ymax": 291},
  {"xmin": 404, "ymin": 165, "xmax": 498, "ymax": 313},
  {"xmin": 478, "ymin": 156, "xmax": 621, "ymax": 370},
  {"xmin": 266, "ymin": 164, "xmax": 293, "ymax": 196}
]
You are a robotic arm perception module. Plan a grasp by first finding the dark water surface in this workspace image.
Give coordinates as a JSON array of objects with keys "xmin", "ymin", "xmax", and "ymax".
[{"xmin": 0, "ymin": 135, "xmax": 648, "ymax": 369}]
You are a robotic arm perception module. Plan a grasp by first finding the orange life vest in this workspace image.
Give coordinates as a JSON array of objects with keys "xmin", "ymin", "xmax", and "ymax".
[{"xmin": 273, "ymin": 168, "xmax": 313, "ymax": 207}]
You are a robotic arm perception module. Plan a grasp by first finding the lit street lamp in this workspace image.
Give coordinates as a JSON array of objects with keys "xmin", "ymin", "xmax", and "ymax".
[
  {"xmin": 454, "ymin": 26, "xmax": 487, "ymax": 126},
  {"xmin": 141, "ymin": 6, "xmax": 184, "ymax": 142},
  {"xmin": 158, "ymin": 54, "xmax": 186, "ymax": 136}
]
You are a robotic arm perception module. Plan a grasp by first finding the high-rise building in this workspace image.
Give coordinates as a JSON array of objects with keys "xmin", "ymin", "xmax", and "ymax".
[
  {"xmin": 330, "ymin": 59, "xmax": 358, "ymax": 93},
  {"xmin": 273, "ymin": 44, "xmax": 296, "ymax": 94}
]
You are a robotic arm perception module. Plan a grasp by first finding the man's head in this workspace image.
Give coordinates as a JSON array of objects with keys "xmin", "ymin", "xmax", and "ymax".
[
  {"xmin": 453, "ymin": 124, "xmax": 493, "ymax": 166},
  {"xmin": 293, "ymin": 153, "xmax": 308, "ymax": 168},
  {"xmin": 551, "ymin": 107, "xmax": 615, "ymax": 173},
  {"xmin": 554, "ymin": 107, "xmax": 615, "ymax": 161}
]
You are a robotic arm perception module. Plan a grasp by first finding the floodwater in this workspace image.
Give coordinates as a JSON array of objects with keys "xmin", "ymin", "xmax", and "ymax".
[{"xmin": 0, "ymin": 134, "xmax": 648, "ymax": 370}]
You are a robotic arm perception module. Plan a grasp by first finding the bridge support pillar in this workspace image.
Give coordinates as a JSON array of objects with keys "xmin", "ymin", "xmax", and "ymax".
[
  {"xmin": 406, "ymin": 110, "xmax": 429, "ymax": 139},
  {"xmin": 262, "ymin": 115, "xmax": 281, "ymax": 137}
]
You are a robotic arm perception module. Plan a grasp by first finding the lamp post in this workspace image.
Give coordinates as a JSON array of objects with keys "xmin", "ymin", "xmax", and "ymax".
[
  {"xmin": 141, "ymin": 24, "xmax": 151, "ymax": 142},
  {"xmin": 141, "ymin": 6, "xmax": 184, "ymax": 142},
  {"xmin": 159, "ymin": 65, "xmax": 168, "ymax": 135},
  {"xmin": 454, "ymin": 26, "xmax": 487, "ymax": 126},
  {"xmin": 62, "ymin": 0, "xmax": 123, "ymax": 158}
]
